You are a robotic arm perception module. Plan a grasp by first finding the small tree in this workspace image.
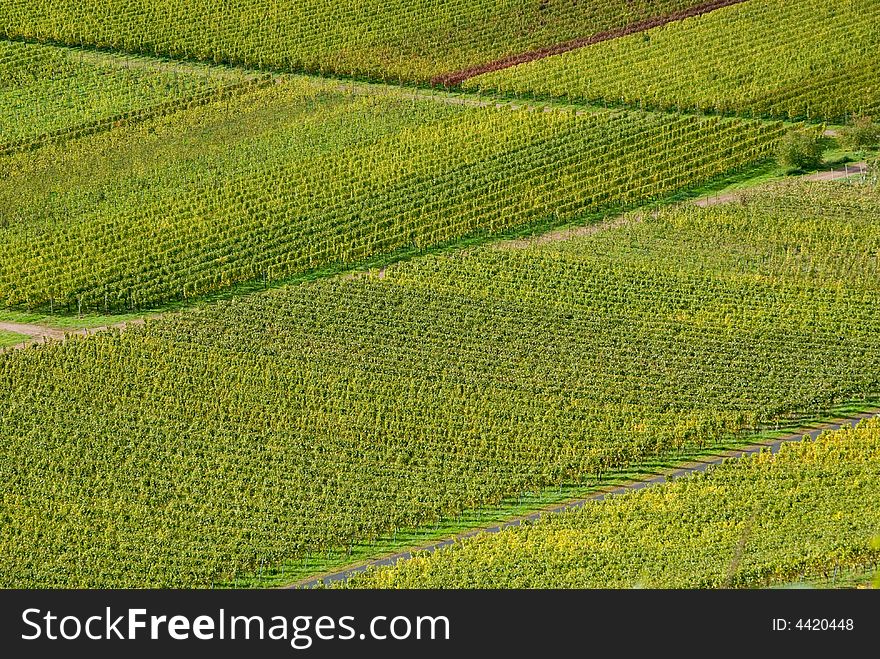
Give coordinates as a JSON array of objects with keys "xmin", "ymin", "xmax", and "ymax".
[
  {"xmin": 839, "ymin": 115, "xmax": 880, "ymax": 151},
  {"xmin": 776, "ymin": 128, "xmax": 824, "ymax": 172}
]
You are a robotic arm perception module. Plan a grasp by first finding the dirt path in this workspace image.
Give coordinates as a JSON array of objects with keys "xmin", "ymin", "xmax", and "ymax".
[
  {"xmin": 0, "ymin": 318, "xmax": 151, "ymax": 352},
  {"xmin": 432, "ymin": 0, "xmax": 751, "ymax": 87},
  {"xmin": 804, "ymin": 161, "xmax": 868, "ymax": 182},
  {"xmin": 291, "ymin": 409, "xmax": 878, "ymax": 588},
  {"xmin": 693, "ymin": 162, "xmax": 868, "ymax": 207},
  {"xmin": 495, "ymin": 213, "xmax": 643, "ymax": 250},
  {"xmin": 495, "ymin": 161, "xmax": 870, "ymax": 251}
]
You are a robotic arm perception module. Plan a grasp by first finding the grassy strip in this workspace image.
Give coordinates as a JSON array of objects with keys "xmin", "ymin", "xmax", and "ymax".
[
  {"xmin": 0, "ymin": 309, "xmax": 155, "ymax": 330},
  {"xmin": 215, "ymin": 400, "xmax": 879, "ymax": 589},
  {"xmin": 778, "ymin": 563, "xmax": 878, "ymax": 589},
  {"xmin": 0, "ymin": 330, "xmax": 28, "ymax": 348}
]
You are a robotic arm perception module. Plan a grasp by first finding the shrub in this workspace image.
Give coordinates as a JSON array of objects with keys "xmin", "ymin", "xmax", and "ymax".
[
  {"xmin": 839, "ymin": 115, "xmax": 880, "ymax": 151},
  {"xmin": 776, "ymin": 128, "xmax": 824, "ymax": 171}
]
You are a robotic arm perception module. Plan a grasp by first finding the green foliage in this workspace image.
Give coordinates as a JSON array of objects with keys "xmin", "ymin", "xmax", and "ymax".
[
  {"xmin": 868, "ymin": 156, "xmax": 880, "ymax": 184},
  {"xmin": 0, "ymin": 82, "xmax": 785, "ymax": 312},
  {"xmin": 465, "ymin": 0, "xmax": 880, "ymax": 123},
  {"xmin": 1, "ymin": 180, "xmax": 879, "ymax": 587},
  {"xmin": 346, "ymin": 419, "xmax": 880, "ymax": 588},
  {"xmin": 839, "ymin": 115, "xmax": 880, "ymax": 151},
  {"xmin": 0, "ymin": 40, "xmax": 263, "ymax": 153},
  {"xmin": 0, "ymin": 329, "xmax": 26, "ymax": 348},
  {"xmin": 872, "ymin": 536, "xmax": 880, "ymax": 588},
  {"xmin": 0, "ymin": 0, "xmax": 710, "ymax": 83},
  {"xmin": 776, "ymin": 128, "xmax": 824, "ymax": 171}
]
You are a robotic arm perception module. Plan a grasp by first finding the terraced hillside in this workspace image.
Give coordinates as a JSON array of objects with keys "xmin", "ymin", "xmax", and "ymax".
[
  {"xmin": 346, "ymin": 418, "xmax": 880, "ymax": 588},
  {"xmin": 1, "ymin": 180, "xmax": 878, "ymax": 588},
  {"xmin": 465, "ymin": 0, "xmax": 880, "ymax": 123}
]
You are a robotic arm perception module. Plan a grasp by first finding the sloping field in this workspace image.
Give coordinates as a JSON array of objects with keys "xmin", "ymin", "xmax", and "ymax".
[
  {"xmin": 465, "ymin": 0, "xmax": 880, "ymax": 123},
  {"xmin": 0, "ymin": 79, "xmax": 783, "ymax": 312},
  {"xmin": 0, "ymin": 40, "xmax": 266, "ymax": 154},
  {"xmin": 1, "ymin": 180, "xmax": 878, "ymax": 587},
  {"xmin": 345, "ymin": 418, "xmax": 880, "ymax": 588},
  {"xmin": 0, "ymin": 0, "xmax": 714, "ymax": 83}
]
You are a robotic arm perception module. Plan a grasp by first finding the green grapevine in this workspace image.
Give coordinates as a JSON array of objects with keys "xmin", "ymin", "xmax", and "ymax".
[
  {"xmin": 0, "ymin": 80, "xmax": 784, "ymax": 312},
  {"xmin": 465, "ymin": 0, "xmax": 880, "ymax": 124},
  {"xmin": 0, "ymin": 179, "xmax": 877, "ymax": 587},
  {"xmin": 347, "ymin": 418, "xmax": 880, "ymax": 588},
  {"xmin": 0, "ymin": 40, "xmax": 268, "ymax": 155}
]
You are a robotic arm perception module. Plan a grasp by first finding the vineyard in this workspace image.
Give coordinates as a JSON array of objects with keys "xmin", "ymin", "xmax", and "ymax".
[
  {"xmin": 464, "ymin": 0, "xmax": 880, "ymax": 123},
  {"xmin": 344, "ymin": 418, "xmax": 880, "ymax": 588},
  {"xmin": 0, "ymin": 0, "xmax": 711, "ymax": 83},
  {"xmin": 1, "ymin": 180, "xmax": 878, "ymax": 587},
  {"xmin": 0, "ymin": 40, "xmax": 266, "ymax": 154},
  {"xmin": 0, "ymin": 82, "xmax": 784, "ymax": 312},
  {"xmin": 1, "ymin": 0, "xmax": 879, "ymax": 596}
]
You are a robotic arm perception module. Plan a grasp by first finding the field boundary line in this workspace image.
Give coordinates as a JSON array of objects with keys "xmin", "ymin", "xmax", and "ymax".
[
  {"xmin": 432, "ymin": 0, "xmax": 751, "ymax": 87},
  {"xmin": 291, "ymin": 409, "xmax": 879, "ymax": 588}
]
